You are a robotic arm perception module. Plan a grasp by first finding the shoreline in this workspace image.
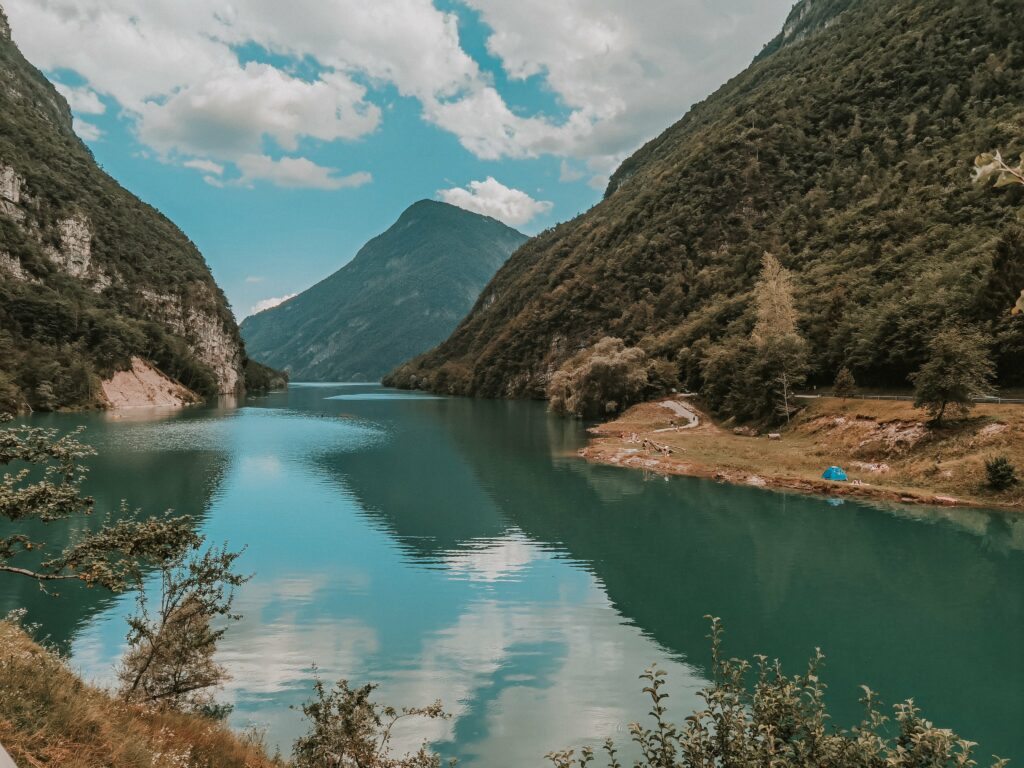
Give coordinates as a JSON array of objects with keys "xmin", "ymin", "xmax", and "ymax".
[{"xmin": 577, "ymin": 397, "xmax": 1024, "ymax": 514}]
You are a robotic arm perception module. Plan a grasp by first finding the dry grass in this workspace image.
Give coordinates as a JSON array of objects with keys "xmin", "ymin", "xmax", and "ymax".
[
  {"xmin": 0, "ymin": 620, "xmax": 281, "ymax": 768},
  {"xmin": 584, "ymin": 397, "xmax": 1024, "ymax": 511}
]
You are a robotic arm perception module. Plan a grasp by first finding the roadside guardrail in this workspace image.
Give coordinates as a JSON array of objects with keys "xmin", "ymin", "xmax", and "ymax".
[{"xmin": 795, "ymin": 394, "xmax": 1024, "ymax": 404}]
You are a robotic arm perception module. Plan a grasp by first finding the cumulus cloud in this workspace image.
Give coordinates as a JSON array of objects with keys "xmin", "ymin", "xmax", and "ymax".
[
  {"xmin": 4, "ymin": 0, "xmax": 793, "ymax": 188},
  {"xmin": 53, "ymin": 82, "xmax": 105, "ymax": 115},
  {"xmin": 135, "ymin": 64, "xmax": 380, "ymax": 159},
  {"xmin": 236, "ymin": 155, "xmax": 372, "ymax": 190},
  {"xmin": 438, "ymin": 177, "xmax": 552, "ymax": 227},
  {"xmin": 183, "ymin": 158, "xmax": 225, "ymax": 175},
  {"xmin": 72, "ymin": 118, "xmax": 102, "ymax": 141},
  {"xmin": 249, "ymin": 293, "xmax": 298, "ymax": 317}
]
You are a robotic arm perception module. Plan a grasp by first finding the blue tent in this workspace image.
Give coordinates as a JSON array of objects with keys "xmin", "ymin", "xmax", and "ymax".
[{"xmin": 822, "ymin": 466, "xmax": 848, "ymax": 481}]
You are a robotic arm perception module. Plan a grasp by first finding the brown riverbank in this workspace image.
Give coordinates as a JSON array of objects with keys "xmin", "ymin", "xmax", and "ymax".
[
  {"xmin": 0, "ymin": 620, "xmax": 278, "ymax": 768},
  {"xmin": 579, "ymin": 396, "xmax": 1024, "ymax": 512}
]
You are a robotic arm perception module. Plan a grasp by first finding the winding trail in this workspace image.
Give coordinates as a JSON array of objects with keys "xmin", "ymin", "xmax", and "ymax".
[{"xmin": 653, "ymin": 399, "xmax": 700, "ymax": 432}]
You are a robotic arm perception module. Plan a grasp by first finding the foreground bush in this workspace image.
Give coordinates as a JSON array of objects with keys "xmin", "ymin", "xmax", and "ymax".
[
  {"xmin": 293, "ymin": 673, "xmax": 451, "ymax": 768},
  {"xmin": 548, "ymin": 618, "xmax": 1005, "ymax": 768}
]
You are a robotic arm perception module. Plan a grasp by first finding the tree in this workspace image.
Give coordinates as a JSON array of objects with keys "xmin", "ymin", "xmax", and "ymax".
[
  {"xmin": 748, "ymin": 253, "xmax": 809, "ymax": 423},
  {"xmin": 547, "ymin": 337, "xmax": 657, "ymax": 418},
  {"xmin": 833, "ymin": 366, "xmax": 857, "ymax": 399},
  {"xmin": 293, "ymin": 674, "xmax": 451, "ymax": 768},
  {"xmin": 549, "ymin": 618, "xmax": 1007, "ymax": 768},
  {"xmin": 0, "ymin": 420, "xmax": 197, "ymax": 588},
  {"xmin": 118, "ymin": 541, "xmax": 249, "ymax": 713},
  {"xmin": 909, "ymin": 326, "xmax": 994, "ymax": 424}
]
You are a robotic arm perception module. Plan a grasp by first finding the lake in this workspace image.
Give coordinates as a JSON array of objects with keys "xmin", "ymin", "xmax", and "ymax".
[{"xmin": 4, "ymin": 383, "xmax": 1023, "ymax": 764}]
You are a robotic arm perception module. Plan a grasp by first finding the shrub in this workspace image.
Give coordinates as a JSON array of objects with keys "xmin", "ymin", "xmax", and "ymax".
[
  {"xmin": 293, "ymin": 674, "xmax": 450, "ymax": 768},
  {"xmin": 550, "ymin": 618, "xmax": 1006, "ymax": 768},
  {"xmin": 985, "ymin": 455, "xmax": 1019, "ymax": 491}
]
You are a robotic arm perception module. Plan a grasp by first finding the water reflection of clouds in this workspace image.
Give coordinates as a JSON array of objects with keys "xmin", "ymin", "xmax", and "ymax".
[
  {"xmin": 440, "ymin": 534, "xmax": 539, "ymax": 583},
  {"xmin": 206, "ymin": 535, "xmax": 704, "ymax": 763}
]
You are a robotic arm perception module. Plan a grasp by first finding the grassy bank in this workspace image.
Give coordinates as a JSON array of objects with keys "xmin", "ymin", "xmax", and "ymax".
[
  {"xmin": 582, "ymin": 397, "xmax": 1024, "ymax": 511},
  {"xmin": 0, "ymin": 620, "xmax": 279, "ymax": 768}
]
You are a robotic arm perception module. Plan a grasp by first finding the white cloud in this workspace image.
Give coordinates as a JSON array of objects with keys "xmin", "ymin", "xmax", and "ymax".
[
  {"xmin": 245, "ymin": 275, "xmax": 266, "ymax": 284},
  {"xmin": 236, "ymin": 155, "xmax": 372, "ymax": 191},
  {"xmin": 72, "ymin": 118, "xmax": 102, "ymax": 141},
  {"xmin": 54, "ymin": 82, "xmax": 105, "ymax": 115},
  {"xmin": 438, "ymin": 177, "xmax": 552, "ymax": 227},
  {"xmin": 4, "ymin": 0, "xmax": 794, "ymax": 189},
  {"xmin": 183, "ymin": 158, "xmax": 224, "ymax": 175},
  {"xmin": 249, "ymin": 293, "xmax": 298, "ymax": 316},
  {"xmin": 135, "ymin": 63, "xmax": 380, "ymax": 159}
]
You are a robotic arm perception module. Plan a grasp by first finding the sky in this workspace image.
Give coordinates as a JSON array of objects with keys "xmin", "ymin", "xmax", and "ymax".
[{"xmin": 4, "ymin": 0, "xmax": 795, "ymax": 318}]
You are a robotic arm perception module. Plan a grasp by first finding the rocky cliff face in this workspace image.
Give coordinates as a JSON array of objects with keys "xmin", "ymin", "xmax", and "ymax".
[{"xmin": 0, "ymin": 5, "xmax": 245, "ymax": 409}]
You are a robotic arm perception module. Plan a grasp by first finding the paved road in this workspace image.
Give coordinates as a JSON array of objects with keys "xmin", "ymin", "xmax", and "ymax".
[{"xmin": 0, "ymin": 743, "xmax": 17, "ymax": 768}]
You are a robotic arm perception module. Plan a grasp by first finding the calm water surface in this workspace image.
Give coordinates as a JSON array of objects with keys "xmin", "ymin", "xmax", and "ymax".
[{"xmin": 4, "ymin": 384, "xmax": 1023, "ymax": 763}]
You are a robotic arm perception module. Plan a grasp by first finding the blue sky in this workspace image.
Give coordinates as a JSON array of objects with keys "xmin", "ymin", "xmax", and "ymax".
[{"xmin": 5, "ymin": 0, "xmax": 794, "ymax": 318}]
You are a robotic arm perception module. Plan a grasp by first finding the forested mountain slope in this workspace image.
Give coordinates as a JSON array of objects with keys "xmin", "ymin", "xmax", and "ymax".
[
  {"xmin": 0, "ymin": 5, "xmax": 245, "ymax": 411},
  {"xmin": 386, "ymin": 0, "xmax": 1024, "ymax": 402},
  {"xmin": 241, "ymin": 200, "xmax": 526, "ymax": 382}
]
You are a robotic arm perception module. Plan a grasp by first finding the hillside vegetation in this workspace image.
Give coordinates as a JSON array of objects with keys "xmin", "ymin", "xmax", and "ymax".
[
  {"xmin": 386, "ymin": 0, "xmax": 1024, "ymax": 409},
  {"xmin": 241, "ymin": 200, "xmax": 526, "ymax": 382},
  {"xmin": 0, "ymin": 5, "xmax": 247, "ymax": 411}
]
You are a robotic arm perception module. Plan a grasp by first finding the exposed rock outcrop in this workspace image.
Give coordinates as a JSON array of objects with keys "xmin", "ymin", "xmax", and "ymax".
[
  {"xmin": 141, "ymin": 288, "xmax": 243, "ymax": 393},
  {"xmin": 45, "ymin": 214, "xmax": 92, "ymax": 277}
]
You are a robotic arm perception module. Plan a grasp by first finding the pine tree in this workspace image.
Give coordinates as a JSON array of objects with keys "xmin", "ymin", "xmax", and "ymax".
[{"xmin": 833, "ymin": 367, "xmax": 857, "ymax": 399}]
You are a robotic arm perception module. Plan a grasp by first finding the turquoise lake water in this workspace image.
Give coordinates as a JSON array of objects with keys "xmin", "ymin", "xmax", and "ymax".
[{"xmin": 3, "ymin": 383, "xmax": 1022, "ymax": 764}]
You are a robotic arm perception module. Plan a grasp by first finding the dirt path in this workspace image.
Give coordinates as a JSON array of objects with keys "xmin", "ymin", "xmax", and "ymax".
[{"xmin": 653, "ymin": 398, "xmax": 699, "ymax": 431}]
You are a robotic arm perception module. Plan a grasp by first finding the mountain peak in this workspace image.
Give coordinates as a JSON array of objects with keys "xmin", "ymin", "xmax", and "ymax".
[
  {"xmin": 755, "ymin": 0, "xmax": 855, "ymax": 62},
  {"xmin": 241, "ymin": 201, "xmax": 527, "ymax": 382},
  {"xmin": 398, "ymin": 199, "xmax": 516, "ymax": 231}
]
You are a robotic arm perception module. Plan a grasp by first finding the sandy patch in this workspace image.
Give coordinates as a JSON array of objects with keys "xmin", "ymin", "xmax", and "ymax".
[{"xmin": 101, "ymin": 357, "xmax": 197, "ymax": 409}]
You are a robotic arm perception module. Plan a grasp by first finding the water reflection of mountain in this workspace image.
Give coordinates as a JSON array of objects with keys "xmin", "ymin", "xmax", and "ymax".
[
  {"xmin": 0, "ymin": 412, "xmax": 229, "ymax": 649},
  {"xmin": 325, "ymin": 394, "xmax": 1024, "ymax": 761}
]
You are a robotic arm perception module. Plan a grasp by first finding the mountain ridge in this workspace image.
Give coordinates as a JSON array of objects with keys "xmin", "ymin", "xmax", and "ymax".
[
  {"xmin": 386, "ymin": 0, "xmax": 1024, "ymax": 403},
  {"xmin": 240, "ymin": 199, "xmax": 527, "ymax": 381}
]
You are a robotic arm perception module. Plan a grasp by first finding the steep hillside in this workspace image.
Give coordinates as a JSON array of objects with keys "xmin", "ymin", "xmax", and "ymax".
[
  {"xmin": 241, "ymin": 200, "xmax": 526, "ymax": 382},
  {"xmin": 386, "ymin": 0, "xmax": 1024, "ymax": 403},
  {"xmin": 0, "ymin": 5, "xmax": 245, "ymax": 411}
]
